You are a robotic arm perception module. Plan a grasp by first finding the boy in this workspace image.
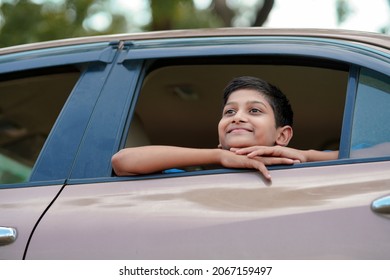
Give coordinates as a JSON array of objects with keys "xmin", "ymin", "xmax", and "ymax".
[{"xmin": 112, "ymin": 76, "xmax": 338, "ymax": 180}]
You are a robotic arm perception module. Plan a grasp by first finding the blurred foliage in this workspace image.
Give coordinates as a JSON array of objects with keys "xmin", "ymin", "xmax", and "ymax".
[
  {"xmin": 382, "ymin": 0, "xmax": 390, "ymax": 33},
  {"xmin": 336, "ymin": 0, "xmax": 352, "ymax": 25},
  {"xmin": 0, "ymin": 0, "xmax": 127, "ymax": 46},
  {"xmin": 0, "ymin": 0, "xmax": 274, "ymax": 47},
  {"xmin": 0, "ymin": 0, "xmax": 388, "ymax": 48},
  {"xmin": 149, "ymin": 0, "xmax": 222, "ymax": 30},
  {"xmin": 148, "ymin": 0, "xmax": 274, "ymax": 30},
  {"xmin": 336, "ymin": 0, "xmax": 390, "ymax": 33},
  {"xmin": 0, "ymin": 0, "xmax": 128, "ymax": 47}
]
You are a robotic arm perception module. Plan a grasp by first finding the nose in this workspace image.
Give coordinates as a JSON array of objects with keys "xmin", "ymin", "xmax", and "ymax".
[{"xmin": 232, "ymin": 110, "xmax": 247, "ymax": 123}]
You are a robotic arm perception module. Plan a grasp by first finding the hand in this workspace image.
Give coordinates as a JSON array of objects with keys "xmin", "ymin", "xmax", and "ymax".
[
  {"xmin": 231, "ymin": 145, "xmax": 307, "ymax": 164},
  {"xmin": 218, "ymin": 149, "xmax": 278, "ymax": 180}
]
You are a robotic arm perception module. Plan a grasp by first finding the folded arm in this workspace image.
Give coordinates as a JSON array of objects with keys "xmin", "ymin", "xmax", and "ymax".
[
  {"xmin": 111, "ymin": 145, "xmax": 299, "ymax": 180},
  {"xmin": 112, "ymin": 146, "xmax": 222, "ymax": 176}
]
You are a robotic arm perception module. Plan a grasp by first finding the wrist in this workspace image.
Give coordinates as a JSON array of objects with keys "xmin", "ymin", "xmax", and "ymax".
[
  {"xmin": 304, "ymin": 149, "xmax": 316, "ymax": 162},
  {"xmin": 214, "ymin": 148, "xmax": 225, "ymax": 165},
  {"xmin": 304, "ymin": 149, "xmax": 338, "ymax": 162}
]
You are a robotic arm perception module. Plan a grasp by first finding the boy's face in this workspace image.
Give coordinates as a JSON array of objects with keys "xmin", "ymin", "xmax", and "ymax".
[{"xmin": 218, "ymin": 89, "xmax": 283, "ymax": 150}]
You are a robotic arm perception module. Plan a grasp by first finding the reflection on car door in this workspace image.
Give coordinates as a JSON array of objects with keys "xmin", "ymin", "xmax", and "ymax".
[{"xmin": 26, "ymin": 161, "xmax": 390, "ymax": 259}]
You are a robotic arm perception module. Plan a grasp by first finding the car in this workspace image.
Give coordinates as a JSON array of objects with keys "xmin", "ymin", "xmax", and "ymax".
[{"xmin": 0, "ymin": 28, "xmax": 390, "ymax": 260}]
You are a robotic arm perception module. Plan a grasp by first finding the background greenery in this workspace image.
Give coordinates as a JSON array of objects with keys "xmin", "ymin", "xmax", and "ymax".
[{"xmin": 0, "ymin": 0, "xmax": 389, "ymax": 48}]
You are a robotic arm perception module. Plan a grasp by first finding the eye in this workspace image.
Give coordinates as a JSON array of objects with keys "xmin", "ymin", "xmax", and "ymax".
[
  {"xmin": 223, "ymin": 108, "xmax": 236, "ymax": 116},
  {"xmin": 249, "ymin": 108, "xmax": 262, "ymax": 114}
]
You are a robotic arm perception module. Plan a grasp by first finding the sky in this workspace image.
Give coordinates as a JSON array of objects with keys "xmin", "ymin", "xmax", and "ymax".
[
  {"xmin": 264, "ymin": 0, "xmax": 389, "ymax": 32},
  {"xmin": 113, "ymin": 0, "xmax": 390, "ymax": 34}
]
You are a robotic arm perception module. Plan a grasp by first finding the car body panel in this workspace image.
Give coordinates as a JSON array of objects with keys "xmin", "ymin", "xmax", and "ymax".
[
  {"xmin": 26, "ymin": 161, "xmax": 390, "ymax": 259},
  {"xmin": 0, "ymin": 184, "xmax": 63, "ymax": 259}
]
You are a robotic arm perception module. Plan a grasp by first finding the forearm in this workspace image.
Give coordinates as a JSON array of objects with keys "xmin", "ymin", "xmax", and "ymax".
[
  {"xmin": 112, "ymin": 146, "xmax": 222, "ymax": 175},
  {"xmin": 303, "ymin": 149, "xmax": 338, "ymax": 162}
]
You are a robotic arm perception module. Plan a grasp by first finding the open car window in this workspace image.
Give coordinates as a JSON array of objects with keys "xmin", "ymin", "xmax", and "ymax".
[
  {"xmin": 0, "ymin": 68, "xmax": 80, "ymax": 183},
  {"xmin": 125, "ymin": 58, "xmax": 349, "ymax": 172}
]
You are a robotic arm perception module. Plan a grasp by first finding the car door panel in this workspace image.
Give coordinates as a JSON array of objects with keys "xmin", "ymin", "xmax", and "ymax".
[
  {"xmin": 0, "ymin": 43, "xmax": 120, "ymax": 260},
  {"xmin": 0, "ymin": 184, "xmax": 63, "ymax": 259},
  {"xmin": 25, "ymin": 161, "xmax": 390, "ymax": 259}
]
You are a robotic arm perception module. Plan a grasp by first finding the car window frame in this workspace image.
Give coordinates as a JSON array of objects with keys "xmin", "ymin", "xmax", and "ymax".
[
  {"xmin": 67, "ymin": 53, "xmax": 145, "ymax": 179},
  {"xmin": 66, "ymin": 36, "xmax": 390, "ymax": 182},
  {"xmin": 0, "ymin": 42, "xmax": 116, "ymax": 71}
]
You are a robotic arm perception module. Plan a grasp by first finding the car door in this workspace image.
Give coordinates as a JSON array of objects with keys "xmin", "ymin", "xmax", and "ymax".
[
  {"xmin": 24, "ymin": 35, "xmax": 390, "ymax": 259},
  {"xmin": 0, "ymin": 41, "xmax": 119, "ymax": 259}
]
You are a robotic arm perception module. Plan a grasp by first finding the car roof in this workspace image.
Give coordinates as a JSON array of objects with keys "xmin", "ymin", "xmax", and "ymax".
[{"xmin": 1, "ymin": 28, "xmax": 389, "ymax": 55}]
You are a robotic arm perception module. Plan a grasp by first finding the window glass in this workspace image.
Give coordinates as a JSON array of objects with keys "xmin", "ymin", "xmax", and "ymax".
[
  {"xmin": 350, "ymin": 68, "xmax": 390, "ymax": 158},
  {"xmin": 0, "ymin": 69, "xmax": 80, "ymax": 183}
]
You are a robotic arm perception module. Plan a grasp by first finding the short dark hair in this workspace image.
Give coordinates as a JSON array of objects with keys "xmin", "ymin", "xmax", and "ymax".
[{"xmin": 222, "ymin": 76, "xmax": 293, "ymax": 127}]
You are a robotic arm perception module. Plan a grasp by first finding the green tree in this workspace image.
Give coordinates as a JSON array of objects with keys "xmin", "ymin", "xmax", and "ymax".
[
  {"xmin": 0, "ymin": 0, "xmax": 276, "ymax": 48},
  {"xmin": 336, "ymin": 0, "xmax": 352, "ymax": 25},
  {"xmin": 0, "ymin": 0, "xmax": 128, "ymax": 47},
  {"xmin": 148, "ymin": 0, "xmax": 275, "ymax": 30}
]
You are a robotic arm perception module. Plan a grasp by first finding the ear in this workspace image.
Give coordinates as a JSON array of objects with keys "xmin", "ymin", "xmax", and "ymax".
[{"xmin": 275, "ymin": 125, "xmax": 293, "ymax": 146}]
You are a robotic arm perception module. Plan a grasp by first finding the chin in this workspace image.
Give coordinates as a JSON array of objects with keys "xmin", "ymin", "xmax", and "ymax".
[{"xmin": 225, "ymin": 142, "xmax": 256, "ymax": 149}]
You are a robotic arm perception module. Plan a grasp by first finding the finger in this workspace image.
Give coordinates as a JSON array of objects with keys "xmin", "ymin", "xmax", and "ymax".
[
  {"xmin": 255, "ymin": 157, "xmax": 296, "ymax": 165},
  {"xmin": 247, "ymin": 149, "xmax": 273, "ymax": 158},
  {"xmin": 255, "ymin": 162, "xmax": 272, "ymax": 180},
  {"xmin": 247, "ymin": 148, "xmax": 304, "ymax": 162},
  {"xmin": 244, "ymin": 159, "xmax": 271, "ymax": 180},
  {"xmin": 234, "ymin": 146, "xmax": 263, "ymax": 155},
  {"xmin": 247, "ymin": 149, "xmax": 285, "ymax": 158}
]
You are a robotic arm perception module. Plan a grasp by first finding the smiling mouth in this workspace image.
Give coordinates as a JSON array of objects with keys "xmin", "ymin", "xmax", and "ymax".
[{"xmin": 228, "ymin": 128, "xmax": 253, "ymax": 134}]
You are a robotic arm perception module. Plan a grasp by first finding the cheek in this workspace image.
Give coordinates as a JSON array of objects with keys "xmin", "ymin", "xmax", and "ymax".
[
  {"xmin": 217, "ymin": 125, "xmax": 224, "ymax": 141},
  {"xmin": 217, "ymin": 120, "xmax": 228, "ymax": 145},
  {"xmin": 254, "ymin": 126, "xmax": 278, "ymax": 145},
  {"xmin": 217, "ymin": 119, "xmax": 225, "ymax": 133}
]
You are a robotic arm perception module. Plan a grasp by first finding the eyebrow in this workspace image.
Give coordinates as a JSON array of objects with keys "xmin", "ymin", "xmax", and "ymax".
[{"xmin": 225, "ymin": 100, "xmax": 268, "ymax": 107}]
